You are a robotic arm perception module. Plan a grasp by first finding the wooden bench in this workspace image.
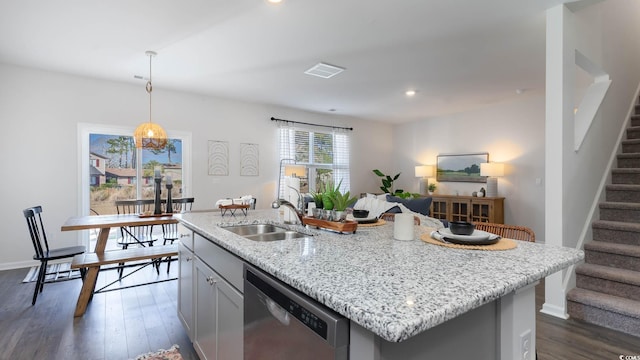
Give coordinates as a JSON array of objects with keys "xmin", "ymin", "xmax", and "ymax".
[
  {"xmin": 71, "ymin": 244, "xmax": 178, "ymax": 269},
  {"xmin": 71, "ymin": 244, "xmax": 178, "ymax": 293}
]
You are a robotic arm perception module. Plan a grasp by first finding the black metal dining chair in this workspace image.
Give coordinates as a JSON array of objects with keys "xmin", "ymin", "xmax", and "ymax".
[
  {"xmin": 161, "ymin": 197, "xmax": 195, "ymax": 273},
  {"xmin": 115, "ymin": 199, "xmax": 160, "ymax": 278},
  {"xmin": 23, "ymin": 206, "xmax": 86, "ymax": 305}
]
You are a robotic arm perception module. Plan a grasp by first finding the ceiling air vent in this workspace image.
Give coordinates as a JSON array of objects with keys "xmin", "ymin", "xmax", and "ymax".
[{"xmin": 304, "ymin": 62, "xmax": 345, "ymax": 79}]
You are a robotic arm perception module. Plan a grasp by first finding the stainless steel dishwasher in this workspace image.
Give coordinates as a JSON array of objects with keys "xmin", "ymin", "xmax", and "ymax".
[{"xmin": 243, "ymin": 264, "xmax": 349, "ymax": 360}]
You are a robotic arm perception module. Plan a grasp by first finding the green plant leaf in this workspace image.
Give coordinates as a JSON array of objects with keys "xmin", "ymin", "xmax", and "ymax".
[
  {"xmin": 393, "ymin": 173, "xmax": 401, "ymax": 181},
  {"xmin": 373, "ymin": 169, "xmax": 384, "ymax": 177}
]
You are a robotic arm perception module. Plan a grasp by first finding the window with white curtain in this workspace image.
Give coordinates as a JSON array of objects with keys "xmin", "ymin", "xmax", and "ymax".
[{"xmin": 278, "ymin": 124, "xmax": 351, "ymax": 196}]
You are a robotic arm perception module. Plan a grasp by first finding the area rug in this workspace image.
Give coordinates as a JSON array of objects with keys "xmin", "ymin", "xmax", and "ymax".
[
  {"xmin": 22, "ymin": 262, "xmax": 82, "ymax": 283},
  {"xmin": 133, "ymin": 345, "xmax": 183, "ymax": 360}
]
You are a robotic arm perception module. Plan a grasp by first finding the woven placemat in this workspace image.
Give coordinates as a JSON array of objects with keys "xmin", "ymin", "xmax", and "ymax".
[
  {"xmin": 420, "ymin": 233, "xmax": 517, "ymax": 251},
  {"xmin": 357, "ymin": 219, "xmax": 387, "ymax": 227}
]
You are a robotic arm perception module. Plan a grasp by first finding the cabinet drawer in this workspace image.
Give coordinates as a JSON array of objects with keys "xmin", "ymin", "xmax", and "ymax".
[
  {"xmin": 178, "ymin": 224, "xmax": 194, "ymax": 250},
  {"xmin": 194, "ymin": 232, "xmax": 244, "ymax": 293}
]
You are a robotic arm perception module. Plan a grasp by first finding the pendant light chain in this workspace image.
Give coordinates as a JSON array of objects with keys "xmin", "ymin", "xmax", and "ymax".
[
  {"xmin": 133, "ymin": 50, "xmax": 167, "ymax": 150},
  {"xmin": 147, "ymin": 52, "xmax": 153, "ymax": 124}
]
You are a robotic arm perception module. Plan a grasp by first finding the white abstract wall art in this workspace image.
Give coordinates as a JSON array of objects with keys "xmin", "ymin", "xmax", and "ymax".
[
  {"xmin": 240, "ymin": 143, "xmax": 259, "ymax": 176},
  {"xmin": 208, "ymin": 140, "xmax": 229, "ymax": 176}
]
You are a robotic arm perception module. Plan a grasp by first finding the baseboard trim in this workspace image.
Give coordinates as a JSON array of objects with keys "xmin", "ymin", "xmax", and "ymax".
[
  {"xmin": 0, "ymin": 260, "xmax": 44, "ymax": 271},
  {"xmin": 540, "ymin": 302, "xmax": 569, "ymax": 319}
]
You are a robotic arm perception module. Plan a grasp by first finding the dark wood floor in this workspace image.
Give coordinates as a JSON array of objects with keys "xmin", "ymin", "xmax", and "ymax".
[
  {"xmin": 535, "ymin": 279, "xmax": 640, "ymax": 360},
  {"xmin": 0, "ymin": 261, "xmax": 198, "ymax": 360},
  {"xmin": 1, "ymin": 265, "xmax": 639, "ymax": 360}
]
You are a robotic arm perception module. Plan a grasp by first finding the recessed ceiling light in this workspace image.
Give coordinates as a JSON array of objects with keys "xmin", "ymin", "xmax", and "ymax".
[
  {"xmin": 267, "ymin": 0, "xmax": 282, "ymax": 4},
  {"xmin": 405, "ymin": 90, "xmax": 417, "ymax": 96}
]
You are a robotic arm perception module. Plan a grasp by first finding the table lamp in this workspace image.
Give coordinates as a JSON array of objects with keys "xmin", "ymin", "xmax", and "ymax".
[
  {"xmin": 284, "ymin": 164, "xmax": 307, "ymax": 178},
  {"xmin": 480, "ymin": 162, "xmax": 504, "ymax": 197},
  {"xmin": 415, "ymin": 165, "xmax": 434, "ymax": 195}
]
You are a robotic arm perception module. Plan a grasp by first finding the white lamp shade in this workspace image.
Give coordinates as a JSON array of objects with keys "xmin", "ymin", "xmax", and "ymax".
[
  {"xmin": 480, "ymin": 163, "xmax": 504, "ymax": 177},
  {"xmin": 415, "ymin": 165, "xmax": 434, "ymax": 178},
  {"xmin": 284, "ymin": 164, "xmax": 306, "ymax": 177}
]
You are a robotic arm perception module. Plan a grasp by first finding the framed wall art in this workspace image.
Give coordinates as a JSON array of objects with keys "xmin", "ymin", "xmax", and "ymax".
[
  {"xmin": 208, "ymin": 140, "xmax": 229, "ymax": 176},
  {"xmin": 436, "ymin": 152, "xmax": 488, "ymax": 183},
  {"xmin": 240, "ymin": 143, "xmax": 259, "ymax": 176}
]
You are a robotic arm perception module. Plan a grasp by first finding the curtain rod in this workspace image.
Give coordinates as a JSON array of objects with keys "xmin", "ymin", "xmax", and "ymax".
[{"xmin": 270, "ymin": 117, "xmax": 353, "ymax": 131}]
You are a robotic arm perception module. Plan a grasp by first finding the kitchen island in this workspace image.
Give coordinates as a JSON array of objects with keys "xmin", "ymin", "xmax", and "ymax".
[{"xmin": 177, "ymin": 210, "xmax": 583, "ymax": 359}]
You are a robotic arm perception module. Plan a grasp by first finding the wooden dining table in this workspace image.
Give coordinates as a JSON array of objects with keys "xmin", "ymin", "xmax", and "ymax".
[{"xmin": 61, "ymin": 213, "xmax": 178, "ymax": 316}]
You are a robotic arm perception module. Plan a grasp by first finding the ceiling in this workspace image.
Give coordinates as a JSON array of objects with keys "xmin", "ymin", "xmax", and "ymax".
[{"xmin": 0, "ymin": 0, "xmax": 571, "ymax": 124}]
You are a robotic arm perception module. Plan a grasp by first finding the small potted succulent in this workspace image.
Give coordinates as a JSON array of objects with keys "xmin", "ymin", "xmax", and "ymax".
[
  {"xmin": 321, "ymin": 181, "xmax": 340, "ymax": 220},
  {"xmin": 329, "ymin": 189, "xmax": 357, "ymax": 222},
  {"xmin": 311, "ymin": 190, "xmax": 324, "ymax": 218}
]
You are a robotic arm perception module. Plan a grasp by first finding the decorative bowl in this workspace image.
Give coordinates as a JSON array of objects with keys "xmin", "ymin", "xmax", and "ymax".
[
  {"xmin": 449, "ymin": 221, "xmax": 475, "ymax": 235},
  {"xmin": 352, "ymin": 209, "xmax": 370, "ymax": 218}
]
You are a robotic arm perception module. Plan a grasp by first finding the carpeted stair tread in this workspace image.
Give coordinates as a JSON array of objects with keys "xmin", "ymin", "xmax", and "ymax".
[
  {"xmin": 585, "ymin": 241, "xmax": 640, "ymax": 258},
  {"xmin": 599, "ymin": 201, "xmax": 640, "ymax": 210},
  {"xmin": 567, "ymin": 288, "xmax": 640, "ymax": 319},
  {"xmin": 617, "ymin": 152, "xmax": 640, "ymax": 158},
  {"xmin": 592, "ymin": 220, "xmax": 640, "ymax": 231},
  {"xmin": 611, "ymin": 168, "xmax": 640, "ymax": 174},
  {"xmin": 576, "ymin": 263, "xmax": 640, "ymax": 287},
  {"xmin": 605, "ymin": 184, "xmax": 640, "ymax": 191}
]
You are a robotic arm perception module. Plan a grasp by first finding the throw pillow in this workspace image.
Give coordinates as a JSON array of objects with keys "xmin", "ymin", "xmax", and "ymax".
[{"xmin": 386, "ymin": 195, "xmax": 432, "ymax": 216}]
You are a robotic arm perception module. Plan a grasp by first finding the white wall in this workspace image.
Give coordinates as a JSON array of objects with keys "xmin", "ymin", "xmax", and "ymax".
[
  {"xmin": 0, "ymin": 63, "xmax": 392, "ymax": 268},
  {"xmin": 561, "ymin": 0, "xmax": 640, "ymax": 251},
  {"xmin": 542, "ymin": 0, "xmax": 640, "ymax": 317},
  {"xmin": 392, "ymin": 94, "xmax": 546, "ymax": 239}
]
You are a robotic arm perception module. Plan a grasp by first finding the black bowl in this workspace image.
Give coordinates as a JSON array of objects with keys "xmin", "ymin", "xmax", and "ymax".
[
  {"xmin": 449, "ymin": 221, "xmax": 475, "ymax": 235},
  {"xmin": 352, "ymin": 209, "xmax": 370, "ymax": 218}
]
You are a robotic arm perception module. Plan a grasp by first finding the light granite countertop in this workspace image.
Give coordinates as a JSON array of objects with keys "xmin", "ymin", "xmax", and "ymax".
[{"xmin": 178, "ymin": 210, "xmax": 584, "ymax": 343}]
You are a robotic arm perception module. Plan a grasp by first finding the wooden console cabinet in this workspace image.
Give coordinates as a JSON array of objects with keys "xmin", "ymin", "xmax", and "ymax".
[{"xmin": 429, "ymin": 195, "xmax": 504, "ymax": 224}]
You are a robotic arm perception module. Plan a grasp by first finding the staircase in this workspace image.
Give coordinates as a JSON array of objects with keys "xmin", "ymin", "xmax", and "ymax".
[{"xmin": 566, "ymin": 106, "xmax": 640, "ymax": 337}]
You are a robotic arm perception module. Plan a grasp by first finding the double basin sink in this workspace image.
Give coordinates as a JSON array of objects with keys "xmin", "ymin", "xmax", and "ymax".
[{"xmin": 223, "ymin": 223, "xmax": 309, "ymax": 242}]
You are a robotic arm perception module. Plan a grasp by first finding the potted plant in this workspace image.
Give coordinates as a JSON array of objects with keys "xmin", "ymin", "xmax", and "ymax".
[
  {"xmin": 373, "ymin": 169, "xmax": 420, "ymax": 199},
  {"xmin": 329, "ymin": 189, "xmax": 357, "ymax": 221},
  {"xmin": 373, "ymin": 169, "xmax": 402, "ymax": 195},
  {"xmin": 428, "ymin": 183, "xmax": 437, "ymax": 194},
  {"xmin": 310, "ymin": 188, "xmax": 324, "ymax": 218},
  {"xmin": 321, "ymin": 180, "xmax": 340, "ymax": 210}
]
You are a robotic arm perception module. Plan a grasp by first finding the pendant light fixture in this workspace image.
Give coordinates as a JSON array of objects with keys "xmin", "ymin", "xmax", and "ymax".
[{"xmin": 134, "ymin": 50, "xmax": 168, "ymax": 150}]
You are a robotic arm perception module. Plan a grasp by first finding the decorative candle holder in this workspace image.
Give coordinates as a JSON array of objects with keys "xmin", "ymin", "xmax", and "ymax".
[
  {"xmin": 166, "ymin": 183, "xmax": 173, "ymax": 214},
  {"xmin": 153, "ymin": 177, "xmax": 162, "ymax": 215}
]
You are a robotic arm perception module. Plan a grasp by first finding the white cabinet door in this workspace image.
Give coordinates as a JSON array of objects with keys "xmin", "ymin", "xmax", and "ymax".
[
  {"xmin": 193, "ymin": 257, "xmax": 243, "ymax": 360},
  {"xmin": 194, "ymin": 257, "xmax": 217, "ymax": 360},
  {"xmin": 216, "ymin": 274, "xmax": 243, "ymax": 360},
  {"xmin": 178, "ymin": 242, "xmax": 194, "ymax": 340}
]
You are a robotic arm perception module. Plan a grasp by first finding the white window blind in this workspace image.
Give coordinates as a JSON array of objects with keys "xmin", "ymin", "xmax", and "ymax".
[{"xmin": 278, "ymin": 124, "xmax": 350, "ymax": 197}]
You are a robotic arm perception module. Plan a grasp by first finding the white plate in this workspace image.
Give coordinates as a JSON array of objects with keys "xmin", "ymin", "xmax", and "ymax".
[{"xmin": 439, "ymin": 228, "xmax": 498, "ymax": 242}]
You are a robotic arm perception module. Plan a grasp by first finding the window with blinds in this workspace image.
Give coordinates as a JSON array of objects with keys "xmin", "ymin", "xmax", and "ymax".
[{"xmin": 278, "ymin": 126, "xmax": 350, "ymax": 196}]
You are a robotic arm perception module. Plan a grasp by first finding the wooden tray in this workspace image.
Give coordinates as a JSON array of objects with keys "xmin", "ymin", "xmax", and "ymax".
[
  {"xmin": 302, "ymin": 217, "xmax": 358, "ymax": 234},
  {"xmin": 219, "ymin": 204, "xmax": 250, "ymax": 217},
  {"xmin": 218, "ymin": 204, "xmax": 250, "ymax": 209},
  {"xmin": 138, "ymin": 213, "xmax": 174, "ymax": 218}
]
